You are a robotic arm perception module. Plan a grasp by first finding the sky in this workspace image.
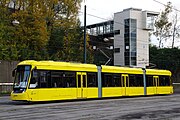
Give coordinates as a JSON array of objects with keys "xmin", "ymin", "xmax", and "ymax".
[
  {"xmin": 79, "ymin": 0, "xmax": 180, "ymax": 25},
  {"xmin": 79, "ymin": 0, "xmax": 180, "ymax": 47}
]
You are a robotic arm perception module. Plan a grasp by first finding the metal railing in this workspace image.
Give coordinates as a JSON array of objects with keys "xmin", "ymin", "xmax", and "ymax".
[
  {"xmin": 0, "ymin": 83, "xmax": 13, "ymax": 94},
  {"xmin": 173, "ymin": 83, "xmax": 180, "ymax": 85}
]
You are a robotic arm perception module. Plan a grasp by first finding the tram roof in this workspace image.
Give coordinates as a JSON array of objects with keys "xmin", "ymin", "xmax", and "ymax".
[
  {"xmin": 18, "ymin": 60, "xmax": 98, "ymax": 72},
  {"xmin": 101, "ymin": 65, "xmax": 171, "ymax": 76},
  {"xmin": 18, "ymin": 60, "xmax": 171, "ymax": 76}
]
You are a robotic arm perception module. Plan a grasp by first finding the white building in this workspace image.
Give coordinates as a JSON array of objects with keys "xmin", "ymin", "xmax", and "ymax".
[
  {"xmin": 87, "ymin": 8, "xmax": 159, "ymax": 67},
  {"xmin": 114, "ymin": 8, "xmax": 158, "ymax": 67}
]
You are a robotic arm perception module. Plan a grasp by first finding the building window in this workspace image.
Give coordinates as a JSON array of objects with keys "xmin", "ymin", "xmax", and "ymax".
[
  {"xmin": 146, "ymin": 15, "xmax": 155, "ymax": 29},
  {"xmin": 124, "ymin": 19, "xmax": 130, "ymax": 66},
  {"xmin": 124, "ymin": 19, "xmax": 137, "ymax": 66},
  {"xmin": 114, "ymin": 30, "xmax": 120, "ymax": 35},
  {"xmin": 114, "ymin": 48, "xmax": 120, "ymax": 53}
]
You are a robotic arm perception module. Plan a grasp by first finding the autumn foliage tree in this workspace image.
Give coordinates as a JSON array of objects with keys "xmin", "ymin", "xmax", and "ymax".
[
  {"xmin": 0, "ymin": 0, "xmax": 49, "ymax": 60},
  {"xmin": 0, "ymin": 0, "xmax": 93, "ymax": 63},
  {"xmin": 0, "ymin": 1, "xmax": 18, "ymax": 60}
]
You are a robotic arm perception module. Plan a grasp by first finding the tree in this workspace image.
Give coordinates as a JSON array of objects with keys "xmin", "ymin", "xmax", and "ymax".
[
  {"xmin": 46, "ymin": 0, "xmax": 94, "ymax": 63},
  {"xmin": 170, "ymin": 11, "xmax": 180, "ymax": 48},
  {"xmin": 0, "ymin": 0, "xmax": 50, "ymax": 60},
  {"xmin": 12, "ymin": 0, "xmax": 52, "ymax": 60},
  {"xmin": 0, "ymin": 0, "xmax": 19, "ymax": 60},
  {"xmin": 48, "ymin": 19, "xmax": 94, "ymax": 63},
  {"xmin": 154, "ymin": 2, "xmax": 172, "ymax": 48},
  {"xmin": 149, "ymin": 45, "xmax": 180, "ymax": 82},
  {"xmin": 44, "ymin": 0, "xmax": 82, "ymax": 33},
  {"xmin": 0, "ymin": 0, "xmax": 84, "ymax": 61}
]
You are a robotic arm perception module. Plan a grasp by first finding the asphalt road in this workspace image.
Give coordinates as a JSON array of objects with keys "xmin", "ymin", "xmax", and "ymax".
[{"xmin": 1, "ymin": 94, "xmax": 180, "ymax": 120}]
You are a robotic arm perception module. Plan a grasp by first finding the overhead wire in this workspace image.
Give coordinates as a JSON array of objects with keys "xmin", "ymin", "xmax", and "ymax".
[
  {"xmin": 79, "ymin": 11, "xmax": 144, "ymax": 30},
  {"xmin": 78, "ymin": 10, "xmax": 152, "ymax": 45},
  {"xmin": 47, "ymin": 2, "xmax": 163, "ymax": 54},
  {"xmin": 78, "ymin": 3, "xmax": 159, "ymax": 64},
  {"xmin": 48, "ymin": 0, "xmax": 180, "ymax": 63},
  {"xmin": 80, "ymin": 0, "xmax": 180, "ymax": 34},
  {"xmin": 152, "ymin": 0, "xmax": 180, "ymax": 13},
  {"xmin": 42, "ymin": 1, "xmax": 176, "ymax": 61},
  {"xmin": 79, "ymin": 0, "xmax": 180, "ymax": 47}
]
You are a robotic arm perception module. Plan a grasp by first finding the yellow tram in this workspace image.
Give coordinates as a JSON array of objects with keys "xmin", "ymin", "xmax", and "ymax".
[{"xmin": 11, "ymin": 60, "xmax": 173, "ymax": 102}]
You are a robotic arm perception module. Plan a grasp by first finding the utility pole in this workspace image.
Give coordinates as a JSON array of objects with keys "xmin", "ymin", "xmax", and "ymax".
[{"xmin": 84, "ymin": 2, "xmax": 87, "ymax": 63}]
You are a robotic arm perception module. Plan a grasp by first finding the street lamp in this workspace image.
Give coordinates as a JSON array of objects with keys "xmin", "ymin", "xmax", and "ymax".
[{"xmin": 12, "ymin": 19, "xmax": 20, "ymax": 25}]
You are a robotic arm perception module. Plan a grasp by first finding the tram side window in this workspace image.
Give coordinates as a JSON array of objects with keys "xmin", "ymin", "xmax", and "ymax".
[
  {"xmin": 113, "ymin": 74, "xmax": 121, "ymax": 87},
  {"xmin": 146, "ymin": 75, "xmax": 153, "ymax": 87},
  {"xmin": 129, "ymin": 75, "xmax": 136, "ymax": 87},
  {"xmin": 51, "ymin": 71, "xmax": 63, "ymax": 88},
  {"xmin": 63, "ymin": 72, "xmax": 76, "ymax": 87},
  {"xmin": 159, "ymin": 76, "xmax": 170, "ymax": 86},
  {"xmin": 29, "ymin": 70, "xmax": 39, "ymax": 88},
  {"xmin": 87, "ymin": 73, "xmax": 97, "ymax": 87},
  {"xmin": 129, "ymin": 74, "xmax": 143, "ymax": 87},
  {"xmin": 136, "ymin": 75, "xmax": 143, "ymax": 87},
  {"xmin": 51, "ymin": 71, "xmax": 76, "ymax": 88},
  {"xmin": 102, "ymin": 73, "xmax": 113, "ymax": 87},
  {"xmin": 39, "ymin": 71, "xmax": 51, "ymax": 88},
  {"xmin": 102, "ymin": 73, "xmax": 121, "ymax": 87}
]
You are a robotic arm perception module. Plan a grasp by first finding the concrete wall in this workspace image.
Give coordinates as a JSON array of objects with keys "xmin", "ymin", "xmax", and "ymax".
[
  {"xmin": 0, "ymin": 60, "xmax": 19, "ymax": 83},
  {"xmin": 0, "ymin": 60, "xmax": 19, "ymax": 93},
  {"xmin": 114, "ymin": 9, "xmax": 130, "ymax": 66}
]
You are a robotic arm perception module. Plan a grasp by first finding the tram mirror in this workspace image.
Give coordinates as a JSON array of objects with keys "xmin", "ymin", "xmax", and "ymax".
[
  {"xmin": 34, "ymin": 66, "xmax": 37, "ymax": 70},
  {"xmin": 12, "ymin": 68, "xmax": 16, "ymax": 77}
]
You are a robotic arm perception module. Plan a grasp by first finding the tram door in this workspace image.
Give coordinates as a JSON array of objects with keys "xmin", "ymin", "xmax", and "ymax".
[
  {"xmin": 153, "ymin": 76, "xmax": 159, "ymax": 94},
  {"xmin": 121, "ymin": 74, "xmax": 129, "ymax": 96},
  {"xmin": 77, "ymin": 72, "xmax": 87, "ymax": 98}
]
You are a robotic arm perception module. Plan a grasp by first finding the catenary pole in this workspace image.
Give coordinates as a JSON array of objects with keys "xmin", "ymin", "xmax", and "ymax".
[
  {"xmin": 84, "ymin": 4, "xmax": 87, "ymax": 63},
  {"xmin": 142, "ymin": 67, "xmax": 146, "ymax": 96}
]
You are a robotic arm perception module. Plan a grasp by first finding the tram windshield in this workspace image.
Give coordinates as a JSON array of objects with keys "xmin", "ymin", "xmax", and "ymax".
[{"xmin": 13, "ymin": 65, "xmax": 31, "ymax": 90}]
